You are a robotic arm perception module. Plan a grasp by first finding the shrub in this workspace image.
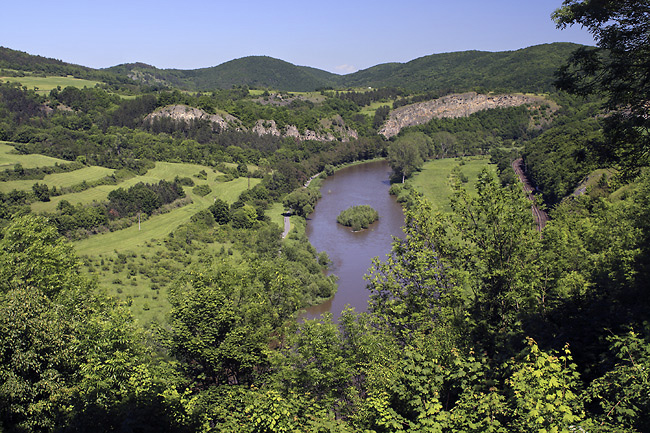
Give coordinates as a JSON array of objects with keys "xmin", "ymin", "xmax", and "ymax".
[
  {"xmin": 193, "ymin": 184, "xmax": 212, "ymax": 197},
  {"xmin": 337, "ymin": 205, "xmax": 379, "ymax": 231}
]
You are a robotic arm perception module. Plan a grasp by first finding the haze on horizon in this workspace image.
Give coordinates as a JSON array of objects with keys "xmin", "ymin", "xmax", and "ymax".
[{"xmin": 1, "ymin": 0, "xmax": 594, "ymax": 74}]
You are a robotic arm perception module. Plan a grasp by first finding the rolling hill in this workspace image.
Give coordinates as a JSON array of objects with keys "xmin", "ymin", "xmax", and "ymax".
[
  {"xmin": 2, "ymin": 43, "xmax": 586, "ymax": 93},
  {"xmin": 340, "ymin": 43, "xmax": 584, "ymax": 93}
]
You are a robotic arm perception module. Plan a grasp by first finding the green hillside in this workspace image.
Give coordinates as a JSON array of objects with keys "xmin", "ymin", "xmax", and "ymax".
[
  {"xmin": 341, "ymin": 42, "xmax": 585, "ymax": 93},
  {"xmin": 108, "ymin": 44, "xmax": 583, "ymax": 93},
  {"xmin": 0, "ymin": 46, "xmax": 131, "ymax": 87},
  {"xmin": 106, "ymin": 56, "xmax": 341, "ymax": 91},
  {"xmin": 4, "ymin": 43, "xmax": 584, "ymax": 94}
]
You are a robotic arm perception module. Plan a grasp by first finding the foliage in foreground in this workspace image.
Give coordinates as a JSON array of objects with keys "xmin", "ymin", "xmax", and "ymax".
[{"xmin": 1, "ymin": 166, "xmax": 650, "ymax": 431}]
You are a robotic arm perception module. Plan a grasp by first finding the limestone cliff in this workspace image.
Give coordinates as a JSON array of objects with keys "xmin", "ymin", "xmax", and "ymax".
[
  {"xmin": 379, "ymin": 92, "xmax": 548, "ymax": 138},
  {"xmin": 144, "ymin": 105, "xmax": 242, "ymax": 131},
  {"xmin": 145, "ymin": 105, "xmax": 358, "ymax": 141}
]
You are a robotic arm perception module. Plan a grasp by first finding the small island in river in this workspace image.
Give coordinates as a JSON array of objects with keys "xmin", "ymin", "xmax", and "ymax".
[{"xmin": 337, "ymin": 205, "xmax": 379, "ymax": 231}]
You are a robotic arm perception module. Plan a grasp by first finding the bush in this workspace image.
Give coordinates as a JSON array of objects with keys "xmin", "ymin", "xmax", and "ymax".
[
  {"xmin": 193, "ymin": 184, "xmax": 212, "ymax": 197},
  {"xmin": 337, "ymin": 205, "xmax": 379, "ymax": 231}
]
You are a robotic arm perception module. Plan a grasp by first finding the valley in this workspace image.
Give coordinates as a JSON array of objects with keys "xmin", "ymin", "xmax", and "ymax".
[{"xmin": 0, "ymin": 11, "xmax": 649, "ymax": 430}]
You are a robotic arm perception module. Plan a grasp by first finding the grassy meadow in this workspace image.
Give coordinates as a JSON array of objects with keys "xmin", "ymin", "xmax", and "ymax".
[
  {"xmin": 359, "ymin": 100, "xmax": 396, "ymax": 117},
  {"xmin": 0, "ymin": 75, "xmax": 101, "ymax": 94},
  {"xmin": 0, "ymin": 144, "xmax": 267, "ymax": 324},
  {"xmin": 408, "ymin": 156, "xmax": 496, "ymax": 213},
  {"xmin": 0, "ymin": 142, "xmax": 69, "ymax": 169},
  {"xmin": 71, "ymin": 168, "xmax": 260, "ymax": 325},
  {"xmin": 0, "ymin": 166, "xmax": 115, "ymax": 193}
]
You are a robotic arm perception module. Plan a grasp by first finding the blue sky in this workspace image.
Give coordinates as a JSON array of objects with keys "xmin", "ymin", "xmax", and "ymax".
[{"xmin": 1, "ymin": 0, "xmax": 594, "ymax": 74}]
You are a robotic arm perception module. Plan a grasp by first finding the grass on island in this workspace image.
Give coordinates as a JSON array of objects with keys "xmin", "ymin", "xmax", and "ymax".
[{"xmin": 407, "ymin": 156, "xmax": 496, "ymax": 213}]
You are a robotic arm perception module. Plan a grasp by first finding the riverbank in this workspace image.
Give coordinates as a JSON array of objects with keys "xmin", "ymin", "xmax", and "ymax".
[{"xmin": 301, "ymin": 159, "xmax": 405, "ymax": 319}]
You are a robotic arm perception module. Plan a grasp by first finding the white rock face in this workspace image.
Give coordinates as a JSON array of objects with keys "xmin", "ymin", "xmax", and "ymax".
[
  {"xmin": 379, "ymin": 92, "xmax": 547, "ymax": 138},
  {"xmin": 144, "ymin": 105, "xmax": 242, "ymax": 131},
  {"xmin": 145, "ymin": 105, "xmax": 359, "ymax": 141}
]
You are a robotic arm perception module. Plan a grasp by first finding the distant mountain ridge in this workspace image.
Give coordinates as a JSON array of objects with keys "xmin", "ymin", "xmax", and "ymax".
[{"xmin": 1, "ymin": 43, "xmax": 585, "ymax": 93}]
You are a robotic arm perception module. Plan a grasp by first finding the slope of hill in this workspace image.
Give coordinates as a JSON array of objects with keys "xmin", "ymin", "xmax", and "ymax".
[
  {"xmin": 342, "ymin": 43, "xmax": 584, "ymax": 93},
  {"xmin": 0, "ymin": 46, "xmax": 129, "ymax": 86},
  {"xmin": 0, "ymin": 46, "xmax": 93, "ymax": 76},
  {"xmin": 106, "ymin": 43, "xmax": 583, "ymax": 93},
  {"xmin": 3, "ymin": 43, "xmax": 585, "ymax": 94},
  {"xmin": 106, "ymin": 56, "xmax": 341, "ymax": 92}
]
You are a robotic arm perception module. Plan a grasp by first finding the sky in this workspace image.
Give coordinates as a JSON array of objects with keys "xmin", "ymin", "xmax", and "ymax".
[{"xmin": 1, "ymin": 0, "xmax": 595, "ymax": 74}]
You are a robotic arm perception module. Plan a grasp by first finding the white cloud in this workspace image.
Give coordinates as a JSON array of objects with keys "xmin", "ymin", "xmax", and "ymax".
[{"xmin": 335, "ymin": 64, "xmax": 357, "ymax": 74}]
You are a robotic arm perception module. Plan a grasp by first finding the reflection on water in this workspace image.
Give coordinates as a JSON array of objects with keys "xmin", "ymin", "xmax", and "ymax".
[{"xmin": 302, "ymin": 160, "xmax": 405, "ymax": 320}]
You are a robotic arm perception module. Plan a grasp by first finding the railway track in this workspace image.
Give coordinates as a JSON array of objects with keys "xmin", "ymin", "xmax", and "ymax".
[{"xmin": 512, "ymin": 158, "xmax": 548, "ymax": 231}]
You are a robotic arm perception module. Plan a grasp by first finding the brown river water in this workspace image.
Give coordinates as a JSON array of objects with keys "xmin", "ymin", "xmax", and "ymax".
[{"xmin": 302, "ymin": 160, "xmax": 405, "ymax": 319}]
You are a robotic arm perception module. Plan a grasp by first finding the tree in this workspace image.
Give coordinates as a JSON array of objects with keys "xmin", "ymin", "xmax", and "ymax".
[
  {"xmin": 208, "ymin": 198, "xmax": 230, "ymax": 225},
  {"xmin": 32, "ymin": 182, "xmax": 50, "ymax": 202},
  {"xmin": 368, "ymin": 171, "xmax": 543, "ymax": 354},
  {"xmin": 553, "ymin": 0, "xmax": 650, "ymax": 168},
  {"xmin": 282, "ymin": 188, "xmax": 321, "ymax": 217},
  {"xmin": 166, "ymin": 261, "xmax": 301, "ymax": 387},
  {"xmin": 387, "ymin": 133, "xmax": 431, "ymax": 182},
  {"xmin": 0, "ymin": 216, "xmax": 182, "ymax": 432},
  {"xmin": 0, "ymin": 215, "xmax": 82, "ymax": 298},
  {"xmin": 230, "ymin": 204, "xmax": 257, "ymax": 229}
]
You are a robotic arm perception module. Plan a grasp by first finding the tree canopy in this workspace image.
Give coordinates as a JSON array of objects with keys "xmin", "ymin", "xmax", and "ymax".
[{"xmin": 553, "ymin": 0, "xmax": 650, "ymax": 168}]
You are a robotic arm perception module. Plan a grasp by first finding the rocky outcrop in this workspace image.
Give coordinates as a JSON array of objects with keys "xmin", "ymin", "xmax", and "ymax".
[
  {"xmin": 146, "ymin": 104, "xmax": 358, "ymax": 142},
  {"xmin": 379, "ymin": 92, "xmax": 548, "ymax": 138},
  {"xmin": 144, "ymin": 105, "xmax": 242, "ymax": 131},
  {"xmin": 252, "ymin": 119, "xmax": 282, "ymax": 136}
]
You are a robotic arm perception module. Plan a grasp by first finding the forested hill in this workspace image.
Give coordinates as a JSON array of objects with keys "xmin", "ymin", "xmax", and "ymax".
[
  {"xmin": 0, "ymin": 46, "xmax": 132, "ymax": 87},
  {"xmin": 105, "ymin": 56, "xmax": 341, "ymax": 92},
  {"xmin": 2, "ymin": 43, "xmax": 587, "ymax": 93},
  {"xmin": 341, "ymin": 42, "xmax": 584, "ymax": 93},
  {"xmin": 106, "ymin": 43, "xmax": 585, "ymax": 92}
]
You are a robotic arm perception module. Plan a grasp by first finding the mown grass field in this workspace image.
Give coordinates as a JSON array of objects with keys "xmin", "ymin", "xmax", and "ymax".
[
  {"xmin": 68, "ymin": 164, "xmax": 259, "ymax": 325},
  {"xmin": 408, "ymin": 156, "xmax": 496, "ymax": 213},
  {"xmin": 0, "ymin": 75, "xmax": 101, "ymax": 94},
  {"xmin": 0, "ymin": 142, "xmax": 68, "ymax": 169},
  {"xmin": 0, "ymin": 166, "xmax": 115, "ymax": 193},
  {"xmin": 30, "ymin": 161, "xmax": 228, "ymax": 212},
  {"xmin": 359, "ymin": 100, "xmax": 396, "ymax": 117},
  {"xmin": 267, "ymin": 201, "xmax": 287, "ymax": 230},
  {"xmin": 73, "ymin": 175, "xmax": 258, "ymax": 256}
]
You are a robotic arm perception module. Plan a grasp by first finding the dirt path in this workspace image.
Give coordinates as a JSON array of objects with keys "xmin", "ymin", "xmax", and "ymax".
[
  {"xmin": 281, "ymin": 215, "xmax": 291, "ymax": 239},
  {"xmin": 304, "ymin": 172, "xmax": 321, "ymax": 188},
  {"xmin": 512, "ymin": 158, "xmax": 548, "ymax": 231}
]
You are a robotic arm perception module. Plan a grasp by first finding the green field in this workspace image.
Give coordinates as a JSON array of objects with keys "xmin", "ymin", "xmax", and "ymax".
[
  {"xmin": 70, "ymin": 167, "xmax": 259, "ymax": 325},
  {"xmin": 0, "ymin": 142, "xmax": 69, "ymax": 169},
  {"xmin": 359, "ymin": 100, "xmax": 396, "ymax": 117},
  {"xmin": 0, "ymin": 75, "xmax": 101, "ymax": 94},
  {"xmin": 1, "ymin": 166, "xmax": 115, "ymax": 193},
  {"xmin": 31, "ymin": 161, "xmax": 228, "ymax": 212},
  {"xmin": 73, "ymin": 176, "xmax": 258, "ymax": 256},
  {"xmin": 0, "ymin": 153, "xmax": 265, "ymax": 324},
  {"xmin": 408, "ymin": 156, "xmax": 496, "ymax": 212},
  {"xmin": 266, "ymin": 201, "xmax": 286, "ymax": 230}
]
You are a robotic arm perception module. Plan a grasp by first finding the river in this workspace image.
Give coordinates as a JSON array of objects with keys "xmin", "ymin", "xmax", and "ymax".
[{"xmin": 302, "ymin": 160, "xmax": 405, "ymax": 319}]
